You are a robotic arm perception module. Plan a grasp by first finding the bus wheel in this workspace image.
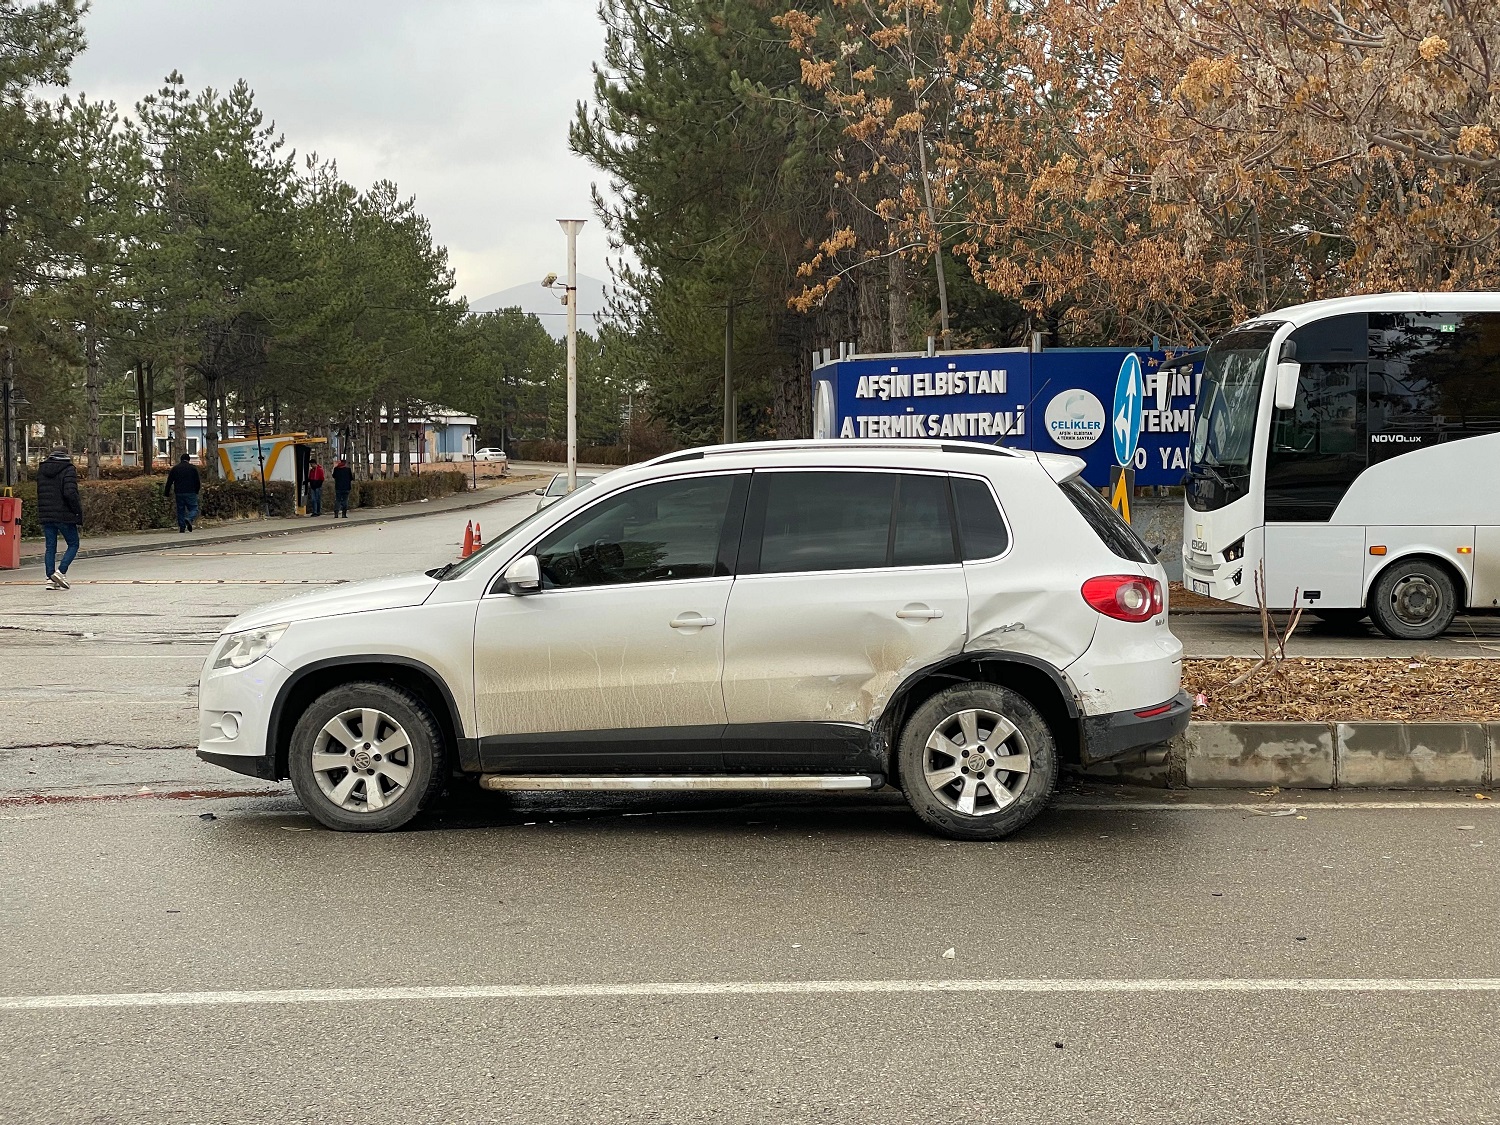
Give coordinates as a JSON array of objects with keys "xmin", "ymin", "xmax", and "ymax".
[{"xmin": 1369, "ymin": 560, "xmax": 1457, "ymax": 641}]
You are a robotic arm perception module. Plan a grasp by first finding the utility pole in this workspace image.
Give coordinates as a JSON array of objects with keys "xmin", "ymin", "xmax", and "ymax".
[
  {"xmin": 558, "ymin": 218, "xmax": 586, "ymax": 492},
  {"xmin": 723, "ymin": 300, "xmax": 735, "ymax": 444},
  {"xmin": 1, "ymin": 332, "xmax": 14, "ymax": 488}
]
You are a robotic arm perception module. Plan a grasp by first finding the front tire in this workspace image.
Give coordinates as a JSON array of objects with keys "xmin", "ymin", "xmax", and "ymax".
[
  {"xmin": 1368, "ymin": 560, "xmax": 1457, "ymax": 641},
  {"xmin": 896, "ymin": 683, "xmax": 1058, "ymax": 841},
  {"xmin": 289, "ymin": 681, "xmax": 446, "ymax": 831}
]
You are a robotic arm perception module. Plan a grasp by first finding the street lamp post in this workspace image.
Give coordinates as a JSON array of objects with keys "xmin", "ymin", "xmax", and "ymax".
[{"xmin": 557, "ymin": 219, "xmax": 585, "ymax": 492}]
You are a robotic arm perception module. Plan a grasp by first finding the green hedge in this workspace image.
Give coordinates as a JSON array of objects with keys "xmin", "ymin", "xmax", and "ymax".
[
  {"xmin": 15, "ymin": 469, "xmax": 465, "ymax": 538},
  {"xmin": 346, "ymin": 471, "xmax": 467, "ymax": 509},
  {"xmin": 15, "ymin": 477, "xmax": 296, "ymax": 537}
]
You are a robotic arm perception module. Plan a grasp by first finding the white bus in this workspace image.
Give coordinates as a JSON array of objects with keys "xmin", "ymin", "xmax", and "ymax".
[{"xmin": 1182, "ymin": 292, "xmax": 1500, "ymax": 640}]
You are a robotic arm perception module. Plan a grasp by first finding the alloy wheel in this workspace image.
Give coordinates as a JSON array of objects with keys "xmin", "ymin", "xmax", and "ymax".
[
  {"xmin": 311, "ymin": 707, "xmax": 415, "ymax": 813},
  {"xmin": 922, "ymin": 707, "xmax": 1032, "ymax": 817}
]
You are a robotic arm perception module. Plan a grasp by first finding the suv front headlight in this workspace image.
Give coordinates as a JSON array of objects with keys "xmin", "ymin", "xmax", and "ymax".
[{"xmin": 212, "ymin": 623, "xmax": 290, "ymax": 670}]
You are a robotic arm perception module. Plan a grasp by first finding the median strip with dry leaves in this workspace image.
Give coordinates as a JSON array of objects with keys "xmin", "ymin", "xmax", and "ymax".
[{"xmin": 1183, "ymin": 659, "xmax": 1500, "ymax": 723}]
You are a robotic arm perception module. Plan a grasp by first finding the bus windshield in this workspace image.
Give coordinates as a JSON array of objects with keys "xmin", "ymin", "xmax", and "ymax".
[{"xmin": 1187, "ymin": 325, "xmax": 1280, "ymax": 511}]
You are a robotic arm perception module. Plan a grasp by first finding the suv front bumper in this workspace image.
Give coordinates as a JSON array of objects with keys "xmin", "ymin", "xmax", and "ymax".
[{"xmin": 1080, "ymin": 691, "xmax": 1191, "ymax": 765}]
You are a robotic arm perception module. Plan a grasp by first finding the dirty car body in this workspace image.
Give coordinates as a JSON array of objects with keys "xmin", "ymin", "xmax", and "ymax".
[{"xmin": 197, "ymin": 440, "xmax": 1188, "ymax": 837}]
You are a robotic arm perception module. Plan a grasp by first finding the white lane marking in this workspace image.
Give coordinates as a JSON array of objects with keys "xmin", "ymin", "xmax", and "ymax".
[
  {"xmin": 5, "ymin": 978, "xmax": 1500, "ymax": 1012},
  {"xmin": 1055, "ymin": 801, "xmax": 1497, "ymax": 811}
]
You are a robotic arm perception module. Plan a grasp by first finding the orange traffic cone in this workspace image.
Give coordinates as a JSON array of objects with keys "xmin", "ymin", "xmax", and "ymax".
[
  {"xmin": 473, "ymin": 522, "xmax": 483, "ymax": 552},
  {"xmin": 461, "ymin": 521, "xmax": 474, "ymax": 558}
]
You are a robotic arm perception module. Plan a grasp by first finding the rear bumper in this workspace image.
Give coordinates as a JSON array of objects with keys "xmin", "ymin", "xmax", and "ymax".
[{"xmin": 1080, "ymin": 691, "xmax": 1192, "ymax": 765}]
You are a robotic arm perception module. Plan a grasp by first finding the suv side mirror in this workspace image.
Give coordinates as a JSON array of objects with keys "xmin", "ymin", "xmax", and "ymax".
[
  {"xmin": 503, "ymin": 555, "xmax": 541, "ymax": 595},
  {"xmin": 1273, "ymin": 360, "xmax": 1301, "ymax": 411}
]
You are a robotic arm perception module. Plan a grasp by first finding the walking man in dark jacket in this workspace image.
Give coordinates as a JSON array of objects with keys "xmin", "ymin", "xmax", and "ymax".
[
  {"xmin": 164, "ymin": 452, "xmax": 202, "ymax": 532},
  {"xmin": 36, "ymin": 444, "xmax": 82, "ymax": 590},
  {"xmin": 332, "ymin": 458, "xmax": 353, "ymax": 518}
]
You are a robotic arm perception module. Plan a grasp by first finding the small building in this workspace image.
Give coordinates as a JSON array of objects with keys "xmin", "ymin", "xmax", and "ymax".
[
  {"xmin": 423, "ymin": 410, "xmax": 479, "ymax": 462},
  {"xmin": 151, "ymin": 407, "xmax": 244, "ymax": 460}
]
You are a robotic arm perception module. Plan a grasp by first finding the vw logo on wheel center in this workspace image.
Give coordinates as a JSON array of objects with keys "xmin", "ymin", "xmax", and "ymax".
[{"xmin": 1112, "ymin": 353, "xmax": 1144, "ymax": 467}]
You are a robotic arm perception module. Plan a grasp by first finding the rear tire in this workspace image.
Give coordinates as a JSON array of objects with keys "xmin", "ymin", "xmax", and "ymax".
[
  {"xmin": 289, "ymin": 681, "xmax": 446, "ymax": 831},
  {"xmin": 1368, "ymin": 559, "xmax": 1457, "ymax": 641},
  {"xmin": 896, "ymin": 683, "xmax": 1058, "ymax": 841}
]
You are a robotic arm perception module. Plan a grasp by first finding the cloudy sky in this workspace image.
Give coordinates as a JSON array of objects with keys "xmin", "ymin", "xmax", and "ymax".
[{"xmin": 69, "ymin": 0, "xmax": 617, "ymax": 305}]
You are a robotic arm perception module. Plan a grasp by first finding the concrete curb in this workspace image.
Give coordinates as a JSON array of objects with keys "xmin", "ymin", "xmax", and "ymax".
[
  {"xmin": 1082, "ymin": 722, "xmax": 1497, "ymax": 791},
  {"xmin": 13, "ymin": 478, "xmax": 543, "ymax": 566}
]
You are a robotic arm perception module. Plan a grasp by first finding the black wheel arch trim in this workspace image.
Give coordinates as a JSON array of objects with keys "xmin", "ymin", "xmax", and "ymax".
[
  {"xmin": 882, "ymin": 649, "xmax": 1082, "ymax": 722},
  {"xmin": 266, "ymin": 655, "xmax": 473, "ymax": 779}
]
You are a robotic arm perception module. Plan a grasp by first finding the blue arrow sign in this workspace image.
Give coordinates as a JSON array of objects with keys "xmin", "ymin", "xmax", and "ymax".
[{"xmin": 1112, "ymin": 353, "xmax": 1144, "ymax": 467}]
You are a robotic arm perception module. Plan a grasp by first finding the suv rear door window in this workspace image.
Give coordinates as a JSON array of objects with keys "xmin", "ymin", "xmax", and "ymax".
[
  {"xmin": 748, "ymin": 471, "xmax": 959, "ymax": 573},
  {"xmin": 754, "ymin": 471, "xmax": 896, "ymax": 574},
  {"xmin": 1060, "ymin": 478, "xmax": 1155, "ymax": 565},
  {"xmin": 951, "ymin": 476, "xmax": 1010, "ymax": 560}
]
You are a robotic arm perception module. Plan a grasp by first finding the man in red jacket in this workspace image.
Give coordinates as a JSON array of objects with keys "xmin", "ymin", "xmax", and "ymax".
[{"xmin": 307, "ymin": 458, "xmax": 326, "ymax": 516}]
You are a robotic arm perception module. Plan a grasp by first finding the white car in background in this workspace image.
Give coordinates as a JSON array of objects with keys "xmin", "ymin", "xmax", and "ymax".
[
  {"xmin": 471, "ymin": 447, "xmax": 508, "ymax": 466},
  {"xmin": 535, "ymin": 471, "xmax": 600, "ymax": 511},
  {"xmin": 196, "ymin": 440, "xmax": 1187, "ymax": 839}
]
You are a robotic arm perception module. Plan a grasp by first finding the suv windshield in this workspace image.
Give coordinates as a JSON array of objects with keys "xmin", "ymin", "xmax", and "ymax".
[{"xmin": 1187, "ymin": 324, "xmax": 1279, "ymax": 511}]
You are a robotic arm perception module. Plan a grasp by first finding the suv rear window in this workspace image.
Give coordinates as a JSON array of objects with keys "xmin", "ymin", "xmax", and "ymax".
[{"xmin": 1060, "ymin": 479, "xmax": 1155, "ymax": 565}]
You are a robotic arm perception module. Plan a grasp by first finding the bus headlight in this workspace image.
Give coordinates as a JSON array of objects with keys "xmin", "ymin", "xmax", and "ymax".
[
  {"xmin": 212, "ymin": 624, "xmax": 289, "ymax": 670},
  {"xmin": 1223, "ymin": 538, "xmax": 1245, "ymax": 562}
]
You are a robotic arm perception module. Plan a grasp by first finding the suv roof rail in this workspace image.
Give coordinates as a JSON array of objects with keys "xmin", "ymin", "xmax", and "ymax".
[{"xmin": 639, "ymin": 439, "xmax": 1027, "ymax": 468}]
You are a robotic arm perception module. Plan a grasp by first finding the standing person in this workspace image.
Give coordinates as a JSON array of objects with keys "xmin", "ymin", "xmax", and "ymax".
[
  {"xmin": 331, "ymin": 457, "xmax": 353, "ymax": 518},
  {"xmin": 306, "ymin": 457, "xmax": 326, "ymax": 516},
  {"xmin": 36, "ymin": 443, "xmax": 82, "ymax": 590},
  {"xmin": 164, "ymin": 452, "xmax": 201, "ymax": 532}
]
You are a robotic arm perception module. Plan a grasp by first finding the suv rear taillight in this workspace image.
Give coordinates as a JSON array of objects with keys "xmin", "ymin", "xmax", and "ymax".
[{"xmin": 1081, "ymin": 575, "xmax": 1164, "ymax": 622}]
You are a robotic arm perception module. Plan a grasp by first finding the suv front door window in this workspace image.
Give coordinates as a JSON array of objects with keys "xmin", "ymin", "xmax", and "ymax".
[{"xmin": 474, "ymin": 474, "xmax": 746, "ymax": 772}]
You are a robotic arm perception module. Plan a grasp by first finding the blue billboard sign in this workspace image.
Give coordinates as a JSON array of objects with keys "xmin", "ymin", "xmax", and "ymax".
[{"xmin": 816, "ymin": 347, "xmax": 1201, "ymax": 488}]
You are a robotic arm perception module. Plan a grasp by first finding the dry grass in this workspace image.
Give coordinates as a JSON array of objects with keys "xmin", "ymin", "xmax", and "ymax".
[{"xmin": 1184, "ymin": 658, "xmax": 1499, "ymax": 722}]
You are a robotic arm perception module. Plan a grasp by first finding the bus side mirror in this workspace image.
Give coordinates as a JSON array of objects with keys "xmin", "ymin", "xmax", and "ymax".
[{"xmin": 1274, "ymin": 361, "xmax": 1301, "ymax": 411}]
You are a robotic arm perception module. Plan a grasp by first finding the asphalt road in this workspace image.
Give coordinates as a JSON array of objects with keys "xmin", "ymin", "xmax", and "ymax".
[
  {"xmin": 1, "ymin": 792, "xmax": 1497, "ymax": 1123},
  {"xmin": 1170, "ymin": 609, "xmax": 1500, "ymax": 658},
  {"xmin": 5, "ymin": 492, "xmax": 1500, "ymax": 1122}
]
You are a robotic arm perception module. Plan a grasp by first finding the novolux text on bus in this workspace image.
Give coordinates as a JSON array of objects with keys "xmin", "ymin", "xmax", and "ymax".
[{"xmin": 1182, "ymin": 292, "xmax": 1500, "ymax": 641}]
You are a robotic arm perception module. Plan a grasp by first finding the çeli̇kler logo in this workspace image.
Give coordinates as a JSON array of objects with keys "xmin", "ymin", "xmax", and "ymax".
[
  {"xmin": 1043, "ymin": 390, "xmax": 1106, "ymax": 450},
  {"xmin": 1112, "ymin": 352, "xmax": 1144, "ymax": 467}
]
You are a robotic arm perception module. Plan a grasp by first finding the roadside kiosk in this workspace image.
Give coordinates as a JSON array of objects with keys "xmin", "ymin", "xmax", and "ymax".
[{"xmin": 216, "ymin": 433, "xmax": 330, "ymax": 515}]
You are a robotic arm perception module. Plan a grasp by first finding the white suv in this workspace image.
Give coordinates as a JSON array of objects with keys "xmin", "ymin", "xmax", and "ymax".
[{"xmin": 198, "ymin": 441, "xmax": 1187, "ymax": 839}]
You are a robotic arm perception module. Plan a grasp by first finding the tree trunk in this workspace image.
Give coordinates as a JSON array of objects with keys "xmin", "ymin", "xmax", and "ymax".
[
  {"xmin": 398, "ymin": 402, "xmax": 411, "ymax": 477},
  {"xmin": 204, "ymin": 378, "xmax": 220, "ymax": 480},
  {"xmin": 382, "ymin": 404, "xmax": 394, "ymax": 479},
  {"xmin": 889, "ymin": 255, "xmax": 910, "ymax": 352},
  {"xmin": 173, "ymin": 361, "xmax": 187, "ymax": 461},
  {"xmin": 135, "ymin": 361, "xmax": 153, "ymax": 474},
  {"xmin": 914, "ymin": 124, "xmax": 951, "ymax": 349},
  {"xmin": 771, "ymin": 314, "xmax": 813, "ymax": 439},
  {"xmin": 2, "ymin": 345, "xmax": 18, "ymax": 486},
  {"xmin": 84, "ymin": 330, "xmax": 101, "ymax": 480}
]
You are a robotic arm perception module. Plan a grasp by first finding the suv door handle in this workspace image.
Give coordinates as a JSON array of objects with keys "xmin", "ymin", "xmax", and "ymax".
[
  {"xmin": 670, "ymin": 612, "xmax": 718, "ymax": 630},
  {"xmin": 896, "ymin": 604, "xmax": 944, "ymax": 620}
]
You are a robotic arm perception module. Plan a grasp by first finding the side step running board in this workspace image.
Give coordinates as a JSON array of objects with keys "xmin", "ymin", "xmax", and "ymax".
[{"xmin": 479, "ymin": 774, "xmax": 883, "ymax": 792}]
